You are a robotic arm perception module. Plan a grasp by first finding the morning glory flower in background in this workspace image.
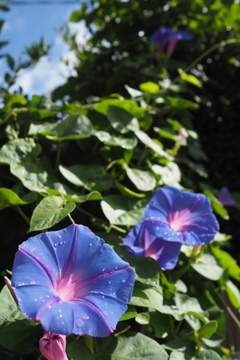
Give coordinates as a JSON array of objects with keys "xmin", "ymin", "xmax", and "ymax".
[
  {"xmin": 150, "ymin": 26, "xmax": 194, "ymax": 55},
  {"xmin": 39, "ymin": 332, "xmax": 68, "ymax": 360},
  {"xmin": 124, "ymin": 187, "xmax": 219, "ymax": 270},
  {"xmin": 12, "ymin": 224, "xmax": 135, "ymax": 337},
  {"xmin": 218, "ymin": 186, "xmax": 236, "ymax": 206}
]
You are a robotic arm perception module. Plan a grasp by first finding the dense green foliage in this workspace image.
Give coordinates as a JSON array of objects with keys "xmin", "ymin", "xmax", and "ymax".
[{"xmin": 0, "ymin": 0, "xmax": 239, "ymax": 359}]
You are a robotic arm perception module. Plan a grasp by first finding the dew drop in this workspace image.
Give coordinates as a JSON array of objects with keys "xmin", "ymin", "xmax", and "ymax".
[
  {"xmin": 54, "ymin": 243, "xmax": 58, "ymax": 247},
  {"xmin": 58, "ymin": 235, "xmax": 62, "ymax": 239},
  {"xmin": 18, "ymin": 282, "xmax": 25, "ymax": 286},
  {"xmin": 41, "ymin": 299, "xmax": 46, "ymax": 303},
  {"xmin": 29, "ymin": 281, "xmax": 36, "ymax": 285},
  {"xmin": 61, "ymin": 321, "xmax": 65, "ymax": 325},
  {"xmin": 114, "ymin": 266, "xmax": 118, "ymax": 270},
  {"xmin": 48, "ymin": 305, "xmax": 51, "ymax": 309},
  {"xmin": 76, "ymin": 318, "xmax": 84, "ymax": 327},
  {"xmin": 34, "ymin": 298, "xmax": 38, "ymax": 301},
  {"xmin": 89, "ymin": 243, "xmax": 92, "ymax": 247},
  {"xmin": 58, "ymin": 309, "xmax": 62, "ymax": 313},
  {"xmin": 101, "ymin": 295, "xmax": 105, "ymax": 299},
  {"xmin": 59, "ymin": 314, "xmax": 63, "ymax": 318},
  {"xmin": 81, "ymin": 313, "xmax": 89, "ymax": 320},
  {"xmin": 108, "ymin": 281, "xmax": 112, "ymax": 284},
  {"xmin": 60, "ymin": 241, "xmax": 63, "ymax": 245},
  {"xmin": 121, "ymin": 279, "xmax": 126, "ymax": 283},
  {"xmin": 102, "ymin": 268, "xmax": 106, "ymax": 272}
]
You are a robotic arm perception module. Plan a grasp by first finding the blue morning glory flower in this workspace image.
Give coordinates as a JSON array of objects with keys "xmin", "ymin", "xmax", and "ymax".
[
  {"xmin": 218, "ymin": 186, "xmax": 236, "ymax": 206},
  {"xmin": 124, "ymin": 187, "xmax": 219, "ymax": 270},
  {"xmin": 150, "ymin": 26, "xmax": 193, "ymax": 55},
  {"xmin": 12, "ymin": 224, "xmax": 135, "ymax": 337}
]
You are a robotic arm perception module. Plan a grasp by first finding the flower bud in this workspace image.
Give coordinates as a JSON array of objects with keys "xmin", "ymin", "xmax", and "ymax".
[{"xmin": 39, "ymin": 332, "xmax": 68, "ymax": 360}]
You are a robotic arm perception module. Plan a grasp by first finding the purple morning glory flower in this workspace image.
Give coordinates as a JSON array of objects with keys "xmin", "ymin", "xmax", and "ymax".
[
  {"xmin": 218, "ymin": 186, "xmax": 236, "ymax": 206},
  {"xmin": 12, "ymin": 224, "xmax": 135, "ymax": 337},
  {"xmin": 124, "ymin": 187, "xmax": 219, "ymax": 270},
  {"xmin": 150, "ymin": 26, "xmax": 193, "ymax": 55}
]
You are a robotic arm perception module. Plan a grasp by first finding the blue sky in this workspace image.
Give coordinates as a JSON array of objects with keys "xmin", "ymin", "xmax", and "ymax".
[{"xmin": 1, "ymin": 1, "xmax": 88, "ymax": 95}]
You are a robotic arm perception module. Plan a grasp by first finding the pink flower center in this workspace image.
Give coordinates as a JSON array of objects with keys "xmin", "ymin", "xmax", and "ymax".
[
  {"xmin": 168, "ymin": 209, "xmax": 191, "ymax": 231},
  {"xmin": 54, "ymin": 274, "xmax": 84, "ymax": 302}
]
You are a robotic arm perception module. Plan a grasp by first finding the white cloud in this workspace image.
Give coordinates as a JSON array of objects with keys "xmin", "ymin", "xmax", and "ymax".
[{"xmin": 10, "ymin": 35, "xmax": 79, "ymax": 96}]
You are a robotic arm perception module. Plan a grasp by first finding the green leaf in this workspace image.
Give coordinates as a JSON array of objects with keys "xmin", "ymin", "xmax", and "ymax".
[
  {"xmin": 94, "ymin": 131, "xmax": 137, "ymax": 149},
  {"xmin": 125, "ymin": 256, "xmax": 160, "ymax": 286},
  {"xmin": 204, "ymin": 189, "xmax": 229, "ymax": 219},
  {"xmin": 94, "ymin": 99, "xmax": 145, "ymax": 118},
  {"xmin": 101, "ymin": 195, "xmax": 147, "ymax": 225},
  {"xmin": 140, "ymin": 82, "xmax": 161, "ymax": 93},
  {"xmin": 152, "ymin": 162, "xmax": 181, "ymax": 188},
  {"xmin": 0, "ymin": 285, "xmax": 23, "ymax": 325},
  {"xmin": 197, "ymin": 350, "xmax": 222, "ymax": 360},
  {"xmin": 175, "ymin": 293, "xmax": 204, "ymax": 315},
  {"xmin": 0, "ymin": 188, "xmax": 27, "ymax": 210},
  {"xmin": 115, "ymin": 180, "xmax": 145, "ymax": 198},
  {"xmin": 68, "ymin": 331, "xmax": 168, "ymax": 360},
  {"xmin": 178, "ymin": 68, "xmax": 202, "ymax": 88},
  {"xmin": 59, "ymin": 164, "xmax": 113, "ymax": 191},
  {"xmin": 198, "ymin": 321, "xmax": 218, "ymax": 339},
  {"xmin": 135, "ymin": 130, "xmax": 173, "ymax": 160},
  {"xmin": 191, "ymin": 253, "xmax": 224, "ymax": 280},
  {"xmin": 119, "ymin": 305, "xmax": 138, "ymax": 321},
  {"xmin": 130, "ymin": 281, "xmax": 163, "ymax": 312},
  {"xmin": 0, "ymin": 319, "xmax": 41, "ymax": 354},
  {"xmin": 210, "ymin": 245, "xmax": 240, "ymax": 281},
  {"xmin": 3, "ymin": 94, "xmax": 27, "ymax": 115},
  {"xmin": 46, "ymin": 114, "xmax": 94, "ymax": 141},
  {"xmin": 29, "ymin": 196, "xmax": 76, "ymax": 232},
  {"xmin": 124, "ymin": 164, "xmax": 156, "ymax": 191},
  {"xmin": 0, "ymin": 139, "xmax": 56, "ymax": 192},
  {"xmin": 163, "ymin": 338, "xmax": 195, "ymax": 360},
  {"xmin": 136, "ymin": 311, "xmax": 171, "ymax": 338},
  {"xmin": 225, "ymin": 280, "xmax": 240, "ymax": 308},
  {"xmin": 107, "ymin": 106, "xmax": 139, "ymax": 134},
  {"xmin": 166, "ymin": 96, "xmax": 199, "ymax": 109}
]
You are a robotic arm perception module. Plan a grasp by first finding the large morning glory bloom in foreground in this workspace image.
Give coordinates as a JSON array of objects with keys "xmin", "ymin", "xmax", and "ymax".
[
  {"xmin": 12, "ymin": 224, "xmax": 135, "ymax": 337},
  {"xmin": 150, "ymin": 26, "xmax": 193, "ymax": 55},
  {"xmin": 124, "ymin": 187, "xmax": 219, "ymax": 270}
]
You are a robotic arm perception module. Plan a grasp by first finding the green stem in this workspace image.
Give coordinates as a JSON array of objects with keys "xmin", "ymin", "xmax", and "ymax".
[
  {"xmin": 15, "ymin": 205, "xmax": 30, "ymax": 224},
  {"xmin": 184, "ymin": 38, "xmax": 240, "ymax": 74},
  {"xmin": 76, "ymin": 206, "xmax": 126, "ymax": 233}
]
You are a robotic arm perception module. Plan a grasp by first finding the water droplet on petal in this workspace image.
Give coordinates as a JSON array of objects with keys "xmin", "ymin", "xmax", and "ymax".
[
  {"xmin": 101, "ymin": 295, "xmax": 105, "ymax": 299},
  {"xmin": 114, "ymin": 266, "xmax": 118, "ymax": 270},
  {"xmin": 121, "ymin": 279, "xmax": 126, "ymax": 283},
  {"xmin": 102, "ymin": 268, "xmax": 106, "ymax": 272},
  {"xmin": 89, "ymin": 243, "xmax": 92, "ymax": 247},
  {"xmin": 58, "ymin": 235, "xmax": 62, "ymax": 239},
  {"xmin": 34, "ymin": 299, "xmax": 38, "ymax": 301},
  {"xmin": 108, "ymin": 281, "xmax": 112, "ymax": 284},
  {"xmin": 76, "ymin": 318, "xmax": 84, "ymax": 327},
  {"xmin": 58, "ymin": 309, "xmax": 62, "ymax": 313},
  {"xmin": 54, "ymin": 243, "xmax": 58, "ymax": 247},
  {"xmin": 81, "ymin": 313, "xmax": 89, "ymax": 320},
  {"xmin": 29, "ymin": 281, "xmax": 36, "ymax": 285}
]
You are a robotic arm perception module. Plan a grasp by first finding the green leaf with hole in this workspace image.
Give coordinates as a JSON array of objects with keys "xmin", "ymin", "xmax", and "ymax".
[{"xmin": 29, "ymin": 196, "xmax": 76, "ymax": 232}]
